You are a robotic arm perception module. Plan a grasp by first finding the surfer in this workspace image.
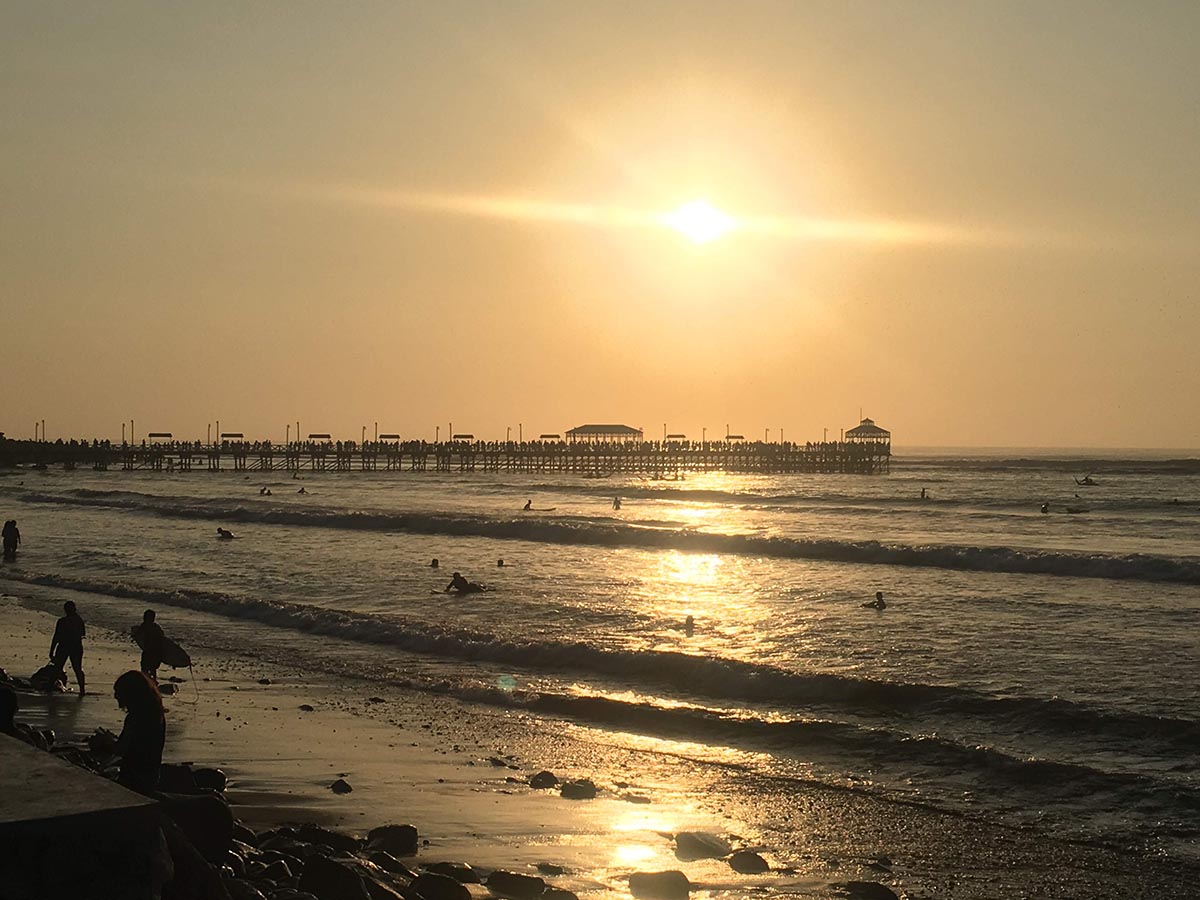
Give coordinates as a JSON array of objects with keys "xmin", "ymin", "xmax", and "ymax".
[
  {"xmin": 523, "ymin": 499, "xmax": 532, "ymax": 511},
  {"xmin": 216, "ymin": 527, "xmax": 235, "ymax": 540},
  {"xmin": 430, "ymin": 558, "xmax": 439, "ymax": 569},
  {"xmin": 297, "ymin": 486, "xmax": 308, "ymax": 494},
  {"xmin": 135, "ymin": 609, "xmax": 165, "ymax": 681},
  {"xmin": 864, "ymin": 591, "xmax": 887, "ymax": 610},
  {"xmin": 1074, "ymin": 474, "xmax": 1096, "ymax": 486},
  {"xmin": 446, "ymin": 572, "xmax": 484, "ymax": 594},
  {"xmin": 1040, "ymin": 503, "xmax": 1050, "ymax": 514},
  {"xmin": 49, "ymin": 600, "xmax": 86, "ymax": 696}
]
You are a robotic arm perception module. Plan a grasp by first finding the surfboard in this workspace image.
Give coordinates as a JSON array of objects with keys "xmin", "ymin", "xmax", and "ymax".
[{"xmin": 131, "ymin": 625, "xmax": 192, "ymax": 668}]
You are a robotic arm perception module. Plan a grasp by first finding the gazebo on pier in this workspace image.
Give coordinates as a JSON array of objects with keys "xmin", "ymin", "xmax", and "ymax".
[
  {"xmin": 566, "ymin": 424, "xmax": 644, "ymax": 444},
  {"xmin": 845, "ymin": 418, "xmax": 891, "ymax": 444}
]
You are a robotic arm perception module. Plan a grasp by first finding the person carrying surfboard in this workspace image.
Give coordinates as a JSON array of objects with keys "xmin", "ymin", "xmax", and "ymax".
[{"xmin": 135, "ymin": 609, "xmax": 165, "ymax": 681}]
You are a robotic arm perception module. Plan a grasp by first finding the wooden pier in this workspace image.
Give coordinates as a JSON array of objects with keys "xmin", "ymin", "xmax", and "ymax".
[{"xmin": 1, "ymin": 437, "xmax": 890, "ymax": 476}]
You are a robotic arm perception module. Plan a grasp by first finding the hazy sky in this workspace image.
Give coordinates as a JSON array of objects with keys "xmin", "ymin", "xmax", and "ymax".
[{"xmin": 3, "ymin": 2, "xmax": 1198, "ymax": 447}]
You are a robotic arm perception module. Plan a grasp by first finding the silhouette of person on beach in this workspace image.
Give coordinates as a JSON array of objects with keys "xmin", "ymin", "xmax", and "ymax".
[
  {"xmin": 0, "ymin": 686, "xmax": 50, "ymax": 750},
  {"xmin": 864, "ymin": 591, "xmax": 887, "ymax": 610},
  {"xmin": 612, "ymin": 497, "xmax": 622, "ymax": 510},
  {"xmin": 2, "ymin": 519, "xmax": 20, "ymax": 558},
  {"xmin": 136, "ymin": 610, "xmax": 166, "ymax": 681},
  {"xmin": 920, "ymin": 488, "xmax": 927, "ymax": 500},
  {"xmin": 216, "ymin": 527, "xmax": 234, "ymax": 540},
  {"xmin": 523, "ymin": 499, "xmax": 532, "ymax": 510},
  {"xmin": 297, "ymin": 486, "xmax": 307, "ymax": 494},
  {"xmin": 49, "ymin": 600, "xmax": 86, "ymax": 696},
  {"xmin": 104, "ymin": 671, "xmax": 166, "ymax": 795},
  {"xmin": 446, "ymin": 572, "xmax": 484, "ymax": 594},
  {"xmin": 430, "ymin": 558, "xmax": 439, "ymax": 569},
  {"xmin": 684, "ymin": 615, "xmax": 695, "ymax": 636}
]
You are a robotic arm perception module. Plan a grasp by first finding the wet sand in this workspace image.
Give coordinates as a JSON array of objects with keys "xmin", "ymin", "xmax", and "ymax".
[{"xmin": 3, "ymin": 595, "xmax": 1195, "ymax": 899}]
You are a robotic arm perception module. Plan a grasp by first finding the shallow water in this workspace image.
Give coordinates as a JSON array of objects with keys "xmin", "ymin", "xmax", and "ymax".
[{"xmin": 2, "ymin": 451, "xmax": 1198, "ymax": 862}]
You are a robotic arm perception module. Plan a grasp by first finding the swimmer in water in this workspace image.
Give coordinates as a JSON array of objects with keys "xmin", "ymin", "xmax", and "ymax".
[
  {"xmin": 863, "ymin": 591, "xmax": 886, "ymax": 610},
  {"xmin": 612, "ymin": 497, "xmax": 622, "ymax": 510},
  {"xmin": 523, "ymin": 499, "xmax": 532, "ymax": 511},
  {"xmin": 216, "ymin": 528, "xmax": 234, "ymax": 540},
  {"xmin": 297, "ymin": 486, "xmax": 307, "ymax": 494},
  {"xmin": 1040, "ymin": 502, "xmax": 1049, "ymax": 514}
]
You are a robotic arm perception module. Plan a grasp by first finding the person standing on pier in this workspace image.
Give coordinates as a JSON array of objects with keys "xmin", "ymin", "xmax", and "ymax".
[{"xmin": 49, "ymin": 600, "xmax": 86, "ymax": 695}]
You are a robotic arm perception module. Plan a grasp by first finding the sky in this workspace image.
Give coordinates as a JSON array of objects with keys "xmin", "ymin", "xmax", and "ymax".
[{"xmin": 3, "ymin": 1, "xmax": 1199, "ymax": 448}]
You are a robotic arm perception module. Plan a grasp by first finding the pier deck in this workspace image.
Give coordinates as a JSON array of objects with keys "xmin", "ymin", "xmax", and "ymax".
[{"xmin": 2, "ymin": 439, "xmax": 890, "ymax": 476}]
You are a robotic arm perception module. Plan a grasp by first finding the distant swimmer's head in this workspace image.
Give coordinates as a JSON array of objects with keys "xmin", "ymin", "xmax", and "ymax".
[
  {"xmin": 452, "ymin": 572, "xmax": 461, "ymax": 578},
  {"xmin": 143, "ymin": 609, "xmax": 156, "ymax": 623},
  {"xmin": 63, "ymin": 601, "xmax": 76, "ymax": 615},
  {"xmin": 430, "ymin": 558, "xmax": 439, "ymax": 568},
  {"xmin": 876, "ymin": 591, "xmax": 884, "ymax": 601},
  {"xmin": 497, "ymin": 559, "xmax": 505, "ymax": 567}
]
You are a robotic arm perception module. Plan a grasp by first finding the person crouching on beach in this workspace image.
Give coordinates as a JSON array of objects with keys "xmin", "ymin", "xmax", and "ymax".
[
  {"xmin": 49, "ymin": 600, "xmax": 86, "ymax": 695},
  {"xmin": 106, "ymin": 671, "xmax": 166, "ymax": 794}
]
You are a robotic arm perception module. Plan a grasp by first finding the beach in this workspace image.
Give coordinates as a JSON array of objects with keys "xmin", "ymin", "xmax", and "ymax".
[{"xmin": 2, "ymin": 456, "xmax": 1199, "ymax": 898}]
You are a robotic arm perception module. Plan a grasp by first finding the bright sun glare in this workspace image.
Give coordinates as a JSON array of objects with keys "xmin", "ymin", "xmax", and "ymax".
[{"xmin": 664, "ymin": 199, "xmax": 736, "ymax": 244}]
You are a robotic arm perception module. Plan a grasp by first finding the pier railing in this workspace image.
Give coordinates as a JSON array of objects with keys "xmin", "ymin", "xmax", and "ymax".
[{"xmin": 1, "ymin": 438, "xmax": 890, "ymax": 476}]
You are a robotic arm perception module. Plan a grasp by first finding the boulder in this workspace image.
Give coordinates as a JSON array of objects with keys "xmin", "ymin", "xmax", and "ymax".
[
  {"xmin": 528, "ymin": 771, "xmax": 558, "ymax": 789},
  {"xmin": 728, "ymin": 851, "xmax": 769, "ymax": 874},
  {"xmin": 330, "ymin": 778, "xmax": 353, "ymax": 794},
  {"xmin": 365, "ymin": 824, "xmax": 419, "ymax": 857},
  {"xmin": 232, "ymin": 821, "xmax": 259, "ymax": 845},
  {"xmin": 297, "ymin": 825, "xmax": 362, "ymax": 854},
  {"xmin": 298, "ymin": 855, "xmax": 371, "ymax": 900},
  {"xmin": 422, "ymin": 862, "xmax": 479, "ymax": 883},
  {"xmin": 159, "ymin": 763, "xmax": 199, "ymax": 793},
  {"xmin": 225, "ymin": 881, "xmax": 267, "ymax": 900},
  {"xmin": 260, "ymin": 859, "xmax": 293, "ymax": 882},
  {"xmin": 485, "ymin": 870, "xmax": 545, "ymax": 899},
  {"xmin": 673, "ymin": 832, "xmax": 730, "ymax": 861},
  {"xmin": 838, "ymin": 883, "xmax": 900, "ymax": 900},
  {"xmin": 559, "ymin": 779, "xmax": 596, "ymax": 800},
  {"xmin": 366, "ymin": 851, "xmax": 417, "ymax": 878},
  {"xmin": 543, "ymin": 890, "xmax": 578, "ymax": 900},
  {"xmin": 411, "ymin": 872, "xmax": 471, "ymax": 900},
  {"xmin": 628, "ymin": 871, "xmax": 690, "ymax": 900},
  {"xmin": 161, "ymin": 793, "xmax": 235, "ymax": 862},
  {"xmin": 194, "ymin": 767, "xmax": 229, "ymax": 792}
]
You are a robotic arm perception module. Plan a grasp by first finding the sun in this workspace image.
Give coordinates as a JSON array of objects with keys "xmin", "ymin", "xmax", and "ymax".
[{"xmin": 663, "ymin": 199, "xmax": 736, "ymax": 244}]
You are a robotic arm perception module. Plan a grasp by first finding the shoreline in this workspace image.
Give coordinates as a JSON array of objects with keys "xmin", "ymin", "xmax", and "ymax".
[{"xmin": 4, "ymin": 594, "xmax": 1198, "ymax": 899}]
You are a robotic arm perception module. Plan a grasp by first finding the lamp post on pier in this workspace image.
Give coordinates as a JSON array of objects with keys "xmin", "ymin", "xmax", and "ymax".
[
  {"xmin": 122, "ymin": 423, "xmax": 126, "ymax": 445},
  {"xmin": 286, "ymin": 424, "xmax": 290, "ymax": 446},
  {"xmin": 506, "ymin": 426, "xmax": 511, "ymax": 443},
  {"xmin": 435, "ymin": 426, "xmax": 440, "ymax": 443},
  {"xmin": 519, "ymin": 423, "xmax": 523, "ymax": 442}
]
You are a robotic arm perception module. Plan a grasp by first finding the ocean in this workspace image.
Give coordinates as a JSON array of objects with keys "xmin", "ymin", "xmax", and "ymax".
[{"xmin": 2, "ymin": 450, "xmax": 1198, "ymax": 869}]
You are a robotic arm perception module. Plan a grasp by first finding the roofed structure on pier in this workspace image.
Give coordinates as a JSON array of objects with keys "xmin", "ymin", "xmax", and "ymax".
[
  {"xmin": 845, "ymin": 418, "xmax": 890, "ymax": 443},
  {"xmin": 566, "ymin": 424, "xmax": 644, "ymax": 443}
]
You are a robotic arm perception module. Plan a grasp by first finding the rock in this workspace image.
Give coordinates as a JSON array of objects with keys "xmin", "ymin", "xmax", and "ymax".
[
  {"xmin": 298, "ymin": 855, "xmax": 371, "ymax": 900},
  {"xmin": 299, "ymin": 704, "xmax": 315, "ymax": 712},
  {"xmin": 232, "ymin": 822, "xmax": 259, "ymax": 845},
  {"xmin": 838, "ymin": 883, "xmax": 900, "ymax": 900},
  {"xmin": 159, "ymin": 763, "xmax": 199, "ymax": 793},
  {"xmin": 160, "ymin": 683, "xmax": 179, "ymax": 695},
  {"xmin": 297, "ymin": 825, "xmax": 362, "ymax": 854},
  {"xmin": 258, "ymin": 678, "xmax": 272, "ymax": 685},
  {"xmin": 260, "ymin": 860, "xmax": 293, "ymax": 881},
  {"xmin": 534, "ymin": 863, "xmax": 566, "ymax": 877},
  {"xmin": 194, "ymin": 767, "xmax": 229, "ymax": 792},
  {"xmin": 410, "ymin": 872, "xmax": 471, "ymax": 900},
  {"xmin": 485, "ymin": 870, "xmax": 545, "ymax": 899},
  {"xmin": 559, "ymin": 779, "xmax": 597, "ymax": 800},
  {"xmin": 270, "ymin": 893, "xmax": 320, "ymax": 900},
  {"xmin": 223, "ymin": 849, "xmax": 248, "ymax": 877},
  {"xmin": 728, "ymin": 851, "xmax": 769, "ymax": 874},
  {"xmin": 628, "ymin": 871, "xmax": 690, "ymax": 900},
  {"xmin": 528, "ymin": 771, "xmax": 558, "ymax": 789},
  {"xmin": 673, "ymin": 832, "xmax": 731, "ymax": 861},
  {"xmin": 422, "ymin": 862, "xmax": 479, "ymax": 883},
  {"xmin": 487, "ymin": 756, "xmax": 508, "ymax": 767},
  {"xmin": 366, "ymin": 851, "xmax": 417, "ymax": 878},
  {"xmin": 329, "ymin": 778, "xmax": 353, "ymax": 794},
  {"xmin": 161, "ymin": 793, "xmax": 235, "ymax": 862},
  {"xmin": 543, "ymin": 890, "xmax": 578, "ymax": 900},
  {"xmin": 160, "ymin": 815, "xmax": 233, "ymax": 900},
  {"xmin": 365, "ymin": 824, "xmax": 419, "ymax": 857},
  {"xmin": 225, "ymin": 880, "xmax": 268, "ymax": 900}
]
